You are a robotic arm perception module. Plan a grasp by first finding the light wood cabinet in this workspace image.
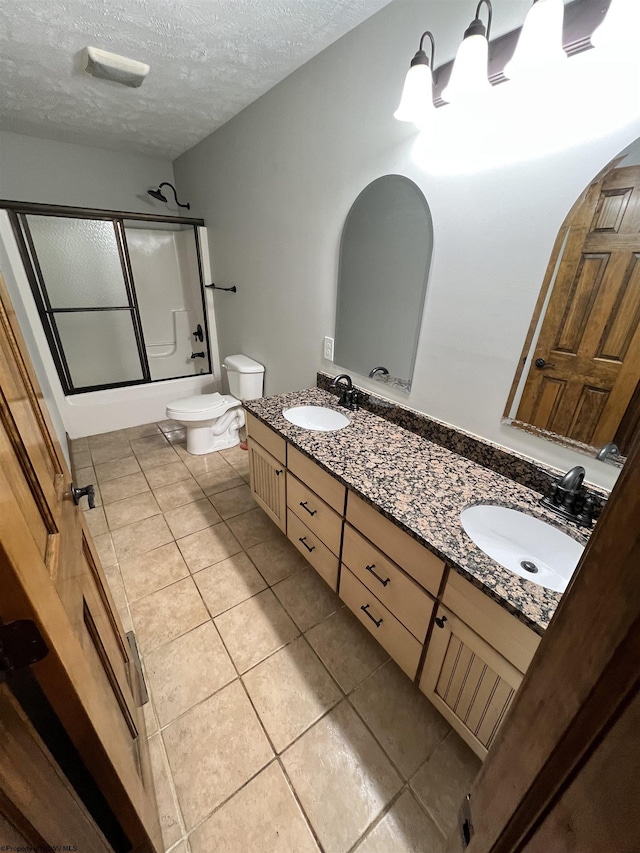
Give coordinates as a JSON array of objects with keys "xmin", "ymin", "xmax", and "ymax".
[
  {"xmin": 247, "ymin": 437, "xmax": 286, "ymax": 531},
  {"xmin": 287, "ymin": 474, "xmax": 342, "ymax": 556},
  {"xmin": 420, "ymin": 604, "xmax": 523, "ymax": 760},
  {"xmin": 287, "ymin": 509, "xmax": 339, "ymax": 590}
]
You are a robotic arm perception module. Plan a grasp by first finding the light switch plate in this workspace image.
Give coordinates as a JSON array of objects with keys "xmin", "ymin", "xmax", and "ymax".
[{"xmin": 323, "ymin": 336, "xmax": 334, "ymax": 361}]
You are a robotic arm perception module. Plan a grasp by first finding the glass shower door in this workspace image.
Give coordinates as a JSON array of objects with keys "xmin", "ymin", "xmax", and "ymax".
[{"xmin": 22, "ymin": 215, "xmax": 148, "ymax": 393}]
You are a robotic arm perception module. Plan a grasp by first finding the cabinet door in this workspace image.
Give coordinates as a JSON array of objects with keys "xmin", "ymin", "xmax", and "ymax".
[
  {"xmin": 248, "ymin": 437, "xmax": 286, "ymax": 531},
  {"xmin": 420, "ymin": 605, "xmax": 523, "ymax": 760}
]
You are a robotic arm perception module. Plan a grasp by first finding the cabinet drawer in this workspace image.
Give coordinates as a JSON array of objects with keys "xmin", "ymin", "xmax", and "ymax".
[
  {"xmin": 245, "ymin": 411, "xmax": 286, "ymax": 465},
  {"xmin": 287, "ymin": 446, "xmax": 346, "ymax": 514},
  {"xmin": 346, "ymin": 492, "xmax": 445, "ymax": 596},
  {"xmin": 342, "ymin": 524, "xmax": 434, "ymax": 640},
  {"xmin": 287, "ymin": 474, "xmax": 342, "ymax": 556},
  {"xmin": 443, "ymin": 571, "xmax": 540, "ymax": 674},
  {"xmin": 339, "ymin": 567, "xmax": 422, "ymax": 679},
  {"xmin": 287, "ymin": 510, "xmax": 339, "ymax": 591}
]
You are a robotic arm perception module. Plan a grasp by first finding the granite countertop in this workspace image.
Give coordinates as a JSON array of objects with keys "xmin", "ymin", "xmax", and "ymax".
[{"xmin": 245, "ymin": 387, "xmax": 588, "ymax": 636}]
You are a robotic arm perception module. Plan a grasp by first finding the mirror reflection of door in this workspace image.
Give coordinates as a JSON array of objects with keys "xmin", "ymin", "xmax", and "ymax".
[{"xmin": 508, "ymin": 146, "xmax": 640, "ymax": 458}]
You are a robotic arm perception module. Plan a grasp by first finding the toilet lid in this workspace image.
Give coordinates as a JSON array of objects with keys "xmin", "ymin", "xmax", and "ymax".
[{"xmin": 167, "ymin": 392, "xmax": 229, "ymax": 415}]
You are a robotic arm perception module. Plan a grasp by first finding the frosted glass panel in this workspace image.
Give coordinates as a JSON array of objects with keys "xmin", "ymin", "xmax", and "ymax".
[
  {"xmin": 55, "ymin": 311, "xmax": 143, "ymax": 389},
  {"xmin": 27, "ymin": 216, "xmax": 129, "ymax": 308}
]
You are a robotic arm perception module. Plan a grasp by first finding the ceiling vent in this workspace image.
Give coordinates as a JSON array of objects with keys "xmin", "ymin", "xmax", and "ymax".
[{"xmin": 83, "ymin": 46, "xmax": 150, "ymax": 88}]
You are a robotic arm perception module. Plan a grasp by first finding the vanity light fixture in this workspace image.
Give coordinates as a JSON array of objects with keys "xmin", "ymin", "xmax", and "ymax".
[
  {"xmin": 147, "ymin": 182, "xmax": 190, "ymax": 210},
  {"xmin": 394, "ymin": 31, "xmax": 436, "ymax": 129},
  {"xmin": 503, "ymin": 0, "xmax": 567, "ymax": 81},
  {"xmin": 441, "ymin": 0, "xmax": 493, "ymax": 104}
]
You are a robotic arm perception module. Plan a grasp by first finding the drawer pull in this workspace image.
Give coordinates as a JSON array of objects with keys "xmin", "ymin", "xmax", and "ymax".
[
  {"xmin": 299, "ymin": 501, "xmax": 317, "ymax": 517},
  {"xmin": 298, "ymin": 536, "xmax": 315, "ymax": 553},
  {"xmin": 365, "ymin": 564, "xmax": 390, "ymax": 587},
  {"xmin": 361, "ymin": 604, "xmax": 383, "ymax": 628},
  {"xmin": 435, "ymin": 615, "xmax": 448, "ymax": 629}
]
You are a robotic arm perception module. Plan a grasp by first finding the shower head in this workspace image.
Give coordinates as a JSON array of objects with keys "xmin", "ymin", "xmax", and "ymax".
[{"xmin": 147, "ymin": 181, "xmax": 190, "ymax": 210}]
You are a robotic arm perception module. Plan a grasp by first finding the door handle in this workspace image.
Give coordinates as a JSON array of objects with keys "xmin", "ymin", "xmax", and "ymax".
[
  {"xmin": 534, "ymin": 357, "xmax": 555, "ymax": 370},
  {"xmin": 71, "ymin": 483, "xmax": 95, "ymax": 509}
]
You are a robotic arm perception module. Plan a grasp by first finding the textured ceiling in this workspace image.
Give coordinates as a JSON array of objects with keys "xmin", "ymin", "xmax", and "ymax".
[{"xmin": 0, "ymin": 0, "xmax": 392, "ymax": 159}]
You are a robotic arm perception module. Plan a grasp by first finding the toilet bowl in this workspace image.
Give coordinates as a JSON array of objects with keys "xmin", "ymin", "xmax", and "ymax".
[{"xmin": 166, "ymin": 354, "xmax": 264, "ymax": 455}]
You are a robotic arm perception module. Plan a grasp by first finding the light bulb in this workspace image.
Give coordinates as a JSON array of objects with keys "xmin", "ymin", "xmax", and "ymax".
[
  {"xmin": 591, "ymin": 0, "xmax": 640, "ymax": 51},
  {"xmin": 504, "ymin": 0, "xmax": 567, "ymax": 81},
  {"xmin": 442, "ymin": 34, "xmax": 492, "ymax": 104},
  {"xmin": 394, "ymin": 63, "xmax": 435, "ymax": 129}
]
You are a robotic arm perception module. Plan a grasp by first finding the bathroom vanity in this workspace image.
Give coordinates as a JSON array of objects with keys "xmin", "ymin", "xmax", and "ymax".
[{"xmin": 244, "ymin": 388, "xmax": 586, "ymax": 760}]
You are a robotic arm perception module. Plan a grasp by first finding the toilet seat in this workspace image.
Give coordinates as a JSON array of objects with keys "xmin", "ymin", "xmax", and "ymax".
[{"xmin": 166, "ymin": 392, "xmax": 239, "ymax": 421}]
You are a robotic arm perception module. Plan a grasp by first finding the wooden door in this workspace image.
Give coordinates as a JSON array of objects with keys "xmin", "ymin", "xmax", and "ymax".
[
  {"xmin": 0, "ymin": 271, "xmax": 161, "ymax": 851},
  {"xmin": 516, "ymin": 165, "xmax": 640, "ymax": 451}
]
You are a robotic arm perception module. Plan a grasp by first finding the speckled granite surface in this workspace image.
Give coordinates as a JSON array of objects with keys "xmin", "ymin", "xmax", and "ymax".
[{"xmin": 245, "ymin": 388, "xmax": 591, "ymax": 636}]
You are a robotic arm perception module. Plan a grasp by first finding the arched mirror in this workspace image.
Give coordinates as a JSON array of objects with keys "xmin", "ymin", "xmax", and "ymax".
[
  {"xmin": 334, "ymin": 175, "xmax": 433, "ymax": 392},
  {"xmin": 504, "ymin": 138, "xmax": 640, "ymax": 465}
]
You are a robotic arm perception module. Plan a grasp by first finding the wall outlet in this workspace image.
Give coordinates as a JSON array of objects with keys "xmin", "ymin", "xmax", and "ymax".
[{"xmin": 323, "ymin": 336, "xmax": 334, "ymax": 361}]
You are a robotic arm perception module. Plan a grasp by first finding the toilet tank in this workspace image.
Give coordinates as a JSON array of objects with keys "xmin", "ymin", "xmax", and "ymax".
[{"xmin": 223, "ymin": 354, "xmax": 265, "ymax": 400}]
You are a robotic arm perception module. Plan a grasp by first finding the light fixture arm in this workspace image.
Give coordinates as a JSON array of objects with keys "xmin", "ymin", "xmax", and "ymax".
[
  {"xmin": 416, "ymin": 31, "xmax": 436, "ymax": 68},
  {"xmin": 158, "ymin": 182, "xmax": 190, "ymax": 210},
  {"xmin": 467, "ymin": 0, "xmax": 493, "ymax": 42}
]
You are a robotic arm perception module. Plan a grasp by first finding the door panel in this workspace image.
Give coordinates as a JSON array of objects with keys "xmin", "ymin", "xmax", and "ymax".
[
  {"xmin": 516, "ymin": 165, "xmax": 640, "ymax": 450},
  {"xmin": 0, "ymin": 271, "xmax": 161, "ymax": 851}
]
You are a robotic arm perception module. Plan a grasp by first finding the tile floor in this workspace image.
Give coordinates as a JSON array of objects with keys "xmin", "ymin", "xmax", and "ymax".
[{"xmin": 71, "ymin": 421, "xmax": 481, "ymax": 853}]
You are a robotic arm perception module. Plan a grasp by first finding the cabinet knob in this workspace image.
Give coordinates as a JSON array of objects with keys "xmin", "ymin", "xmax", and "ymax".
[{"xmin": 435, "ymin": 615, "xmax": 447, "ymax": 629}]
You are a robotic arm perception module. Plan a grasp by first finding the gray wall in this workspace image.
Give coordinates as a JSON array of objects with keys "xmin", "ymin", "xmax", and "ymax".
[
  {"xmin": 174, "ymin": 0, "xmax": 640, "ymax": 489},
  {"xmin": 0, "ymin": 130, "xmax": 174, "ymax": 212}
]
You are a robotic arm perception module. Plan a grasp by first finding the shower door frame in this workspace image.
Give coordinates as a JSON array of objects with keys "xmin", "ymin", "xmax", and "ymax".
[{"xmin": 3, "ymin": 200, "xmax": 210, "ymax": 395}]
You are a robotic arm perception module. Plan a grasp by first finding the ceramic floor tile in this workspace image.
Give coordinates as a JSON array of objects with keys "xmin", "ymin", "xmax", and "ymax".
[
  {"xmin": 354, "ymin": 790, "xmax": 446, "ymax": 853},
  {"xmin": 243, "ymin": 636, "xmax": 341, "ymax": 753},
  {"xmin": 130, "ymin": 576, "xmax": 209, "ymax": 654},
  {"xmin": 305, "ymin": 607, "xmax": 389, "ymax": 693},
  {"xmin": 209, "ymin": 484, "xmax": 256, "ymax": 519},
  {"xmin": 156, "ymin": 419, "xmax": 178, "ymax": 433},
  {"xmin": 164, "ymin": 499, "xmax": 221, "ymax": 539},
  {"xmin": 410, "ymin": 731, "xmax": 481, "ymax": 839},
  {"xmin": 164, "ymin": 428, "xmax": 186, "ymax": 444},
  {"xmin": 74, "ymin": 465, "xmax": 96, "ymax": 488},
  {"xmin": 162, "ymin": 680, "xmax": 273, "ymax": 830},
  {"xmin": 282, "ymin": 700, "xmax": 402, "ymax": 853},
  {"xmin": 104, "ymin": 492, "xmax": 161, "ymax": 531},
  {"xmin": 226, "ymin": 507, "xmax": 280, "ymax": 549},
  {"xmin": 143, "ymin": 461, "xmax": 193, "ymax": 489},
  {"xmin": 103, "ymin": 563, "xmax": 127, "ymax": 613},
  {"xmin": 70, "ymin": 436, "xmax": 89, "ymax": 453},
  {"xmin": 111, "ymin": 515, "xmax": 174, "ymax": 562},
  {"xmin": 119, "ymin": 542, "xmax": 190, "ymax": 603},
  {"xmin": 131, "ymin": 434, "xmax": 171, "ymax": 454},
  {"xmin": 87, "ymin": 430, "xmax": 119, "ymax": 448},
  {"xmin": 153, "ymin": 480, "xmax": 206, "ymax": 512},
  {"xmin": 214, "ymin": 588, "xmax": 299, "ymax": 673},
  {"xmin": 145, "ymin": 622, "xmax": 236, "ymax": 727},
  {"xmin": 177, "ymin": 522, "xmax": 242, "ymax": 573},
  {"xmin": 143, "ymin": 690, "xmax": 158, "ymax": 738},
  {"xmin": 90, "ymin": 442, "xmax": 134, "ymax": 466},
  {"xmin": 137, "ymin": 446, "xmax": 180, "ymax": 471},
  {"xmin": 194, "ymin": 463, "xmax": 245, "ymax": 496},
  {"xmin": 71, "ymin": 448, "xmax": 92, "ymax": 469},
  {"xmin": 92, "ymin": 532, "xmax": 117, "ymax": 568},
  {"xmin": 100, "ymin": 472, "xmax": 150, "ymax": 505},
  {"xmin": 121, "ymin": 423, "xmax": 163, "ymax": 441},
  {"xmin": 182, "ymin": 451, "xmax": 230, "ymax": 477},
  {"xmin": 219, "ymin": 444, "xmax": 250, "ymax": 478},
  {"xmin": 148, "ymin": 734, "xmax": 183, "ymax": 849},
  {"xmin": 95, "ymin": 456, "xmax": 142, "ymax": 483},
  {"xmin": 246, "ymin": 533, "xmax": 308, "ymax": 585},
  {"xmin": 350, "ymin": 660, "xmax": 451, "ymax": 779},
  {"xmin": 84, "ymin": 505, "xmax": 108, "ymax": 537},
  {"xmin": 272, "ymin": 566, "xmax": 340, "ymax": 632},
  {"xmin": 189, "ymin": 761, "xmax": 318, "ymax": 853},
  {"xmin": 193, "ymin": 552, "xmax": 267, "ymax": 616}
]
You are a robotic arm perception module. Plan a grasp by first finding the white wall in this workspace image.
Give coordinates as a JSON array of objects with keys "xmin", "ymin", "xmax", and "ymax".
[
  {"xmin": 173, "ymin": 0, "xmax": 640, "ymax": 489},
  {"xmin": 0, "ymin": 130, "xmax": 174, "ymax": 213}
]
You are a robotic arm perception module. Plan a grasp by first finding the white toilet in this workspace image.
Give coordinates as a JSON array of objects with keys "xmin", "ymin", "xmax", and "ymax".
[{"xmin": 166, "ymin": 354, "xmax": 264, "ymax": 455}]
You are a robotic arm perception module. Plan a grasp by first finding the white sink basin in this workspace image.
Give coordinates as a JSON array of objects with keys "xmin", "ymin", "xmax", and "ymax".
[
  {"xmin": 460, "ymin": 505, "xmax": 584, "ymax": 593},
  {"xmin": 283, "ymin": 405, "xmax": 350, "ymax": 432}
]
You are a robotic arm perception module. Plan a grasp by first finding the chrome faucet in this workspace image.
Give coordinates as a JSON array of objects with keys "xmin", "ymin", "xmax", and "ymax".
[
  {"xmin": 540, "ymin": 465, "xmax": 603, "ymax": 527},
  {"xmin": 330, "ymin": 374, "xmax": 360, "ymax": 411}
]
